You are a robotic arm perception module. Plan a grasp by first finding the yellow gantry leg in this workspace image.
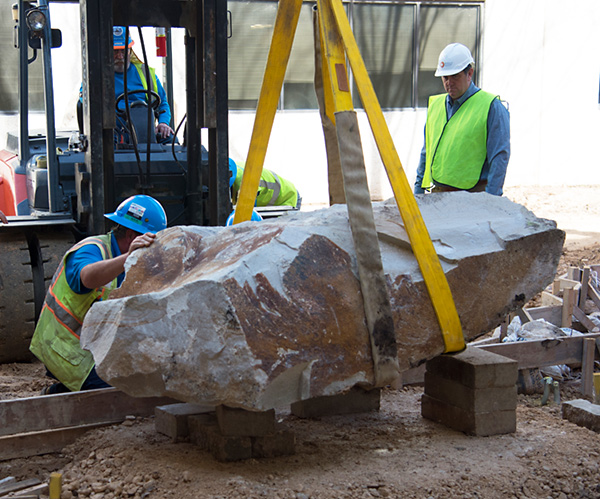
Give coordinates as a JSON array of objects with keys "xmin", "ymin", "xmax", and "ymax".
[{"xmin": 232, "ymin": 0, "xmax": 303, "ymax": 225}]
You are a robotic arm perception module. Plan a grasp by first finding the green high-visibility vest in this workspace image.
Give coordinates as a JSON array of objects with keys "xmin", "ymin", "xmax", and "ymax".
[
  {"xmin": 133, "ymin": 61, "xmax": 157, "ymax": 93},
  {"xmin": 233, "ymin": 166, "xmax": 298, "ymax": 207},
  {"xmin": 29, "ymin": 234, "xmax": 118, "ymax": 391},
  {"xmin": 423, "ymin": 90, "xmax": 498, "ymax": 190}
]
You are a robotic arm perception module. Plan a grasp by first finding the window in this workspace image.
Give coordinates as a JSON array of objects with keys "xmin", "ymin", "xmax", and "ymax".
[
  {"xmin": 0, "ymin": 0, "xmax": 44, "ymax": 113},
  {"xmin": 227, "ymin": 0, "xmax": 482, "ymax": 111}
]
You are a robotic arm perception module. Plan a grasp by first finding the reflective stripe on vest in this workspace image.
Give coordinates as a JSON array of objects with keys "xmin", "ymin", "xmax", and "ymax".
[
  {"xmin": 259, "ymin": 172, "xmax": 281, "ymax": 206},
  {"xmin": 423, "ymin": 90, "xmax": 497, "ymax": 190}
]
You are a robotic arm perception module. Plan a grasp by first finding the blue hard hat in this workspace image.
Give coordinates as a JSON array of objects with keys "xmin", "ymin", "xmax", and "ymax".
[
  {"xmin": 226, "ymin": 209, "xmax": 263, "ymax": 226},
  {"xmin": 104, "ymin": 195, "xmax": 167, "ymax": 234},
  {"xmin": 113, "ymin": 26, "xmax": 134, "ymax": 50},
  {"xmin": 228, "ymin": 158, "xmax": 237, "ymax": 188}
]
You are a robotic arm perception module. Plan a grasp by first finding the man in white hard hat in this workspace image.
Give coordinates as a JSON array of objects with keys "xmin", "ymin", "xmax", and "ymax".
[{"xmin": 414, "ymin": 43, "xmax": 510, "ymax": 195}]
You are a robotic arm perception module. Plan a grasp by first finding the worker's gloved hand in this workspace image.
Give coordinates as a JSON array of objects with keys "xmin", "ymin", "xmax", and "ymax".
[{"xmin": 156, "ymin": 122, "xmax": 175, "ymax": 140}]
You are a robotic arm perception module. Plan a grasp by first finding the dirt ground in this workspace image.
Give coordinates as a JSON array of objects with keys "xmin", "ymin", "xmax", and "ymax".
[{"xmin": 1, "ymin": 186, "xmax": 600, "ymax": 499}]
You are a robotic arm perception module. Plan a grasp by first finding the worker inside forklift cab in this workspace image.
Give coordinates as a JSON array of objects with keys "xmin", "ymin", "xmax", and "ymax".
[
  {"xmin": 113, "ymin": 26, "xmax": 175, "ymax": 142},
  {"xmin": 30, "ymin": 195, "xmax": 167, "ymax": 395}
]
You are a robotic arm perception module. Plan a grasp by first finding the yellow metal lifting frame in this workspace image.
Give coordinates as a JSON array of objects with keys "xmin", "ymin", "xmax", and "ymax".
[{"xmin": 232, "ymin": 0, "xmax": 465, "ymax": 354}]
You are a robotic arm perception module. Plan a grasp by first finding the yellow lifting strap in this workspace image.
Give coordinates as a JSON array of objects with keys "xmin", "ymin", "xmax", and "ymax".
[
  {"xmin": 234, "ymin": 0, "xmax": 465, "ymax": 354},
  {"xmin": 326, "ymin": 0, "xmax": 464, "ymax": 353}
]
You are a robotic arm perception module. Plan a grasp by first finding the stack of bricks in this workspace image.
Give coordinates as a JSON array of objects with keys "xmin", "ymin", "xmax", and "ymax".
[
  {"xmin": 155, "ymin": 403, "xmax": 295, "ymax": 462},
  {"xmin": 421, "ymin": 346, "xmax": 518, "ymax": 436}
]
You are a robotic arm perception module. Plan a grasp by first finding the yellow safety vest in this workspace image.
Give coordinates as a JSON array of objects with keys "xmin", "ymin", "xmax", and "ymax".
[
  {"xmin": 233, "ymin": 167, "xmax": 298, "ymax": 207},
  {"xmin": 423, "ymin": 90, "xmax": 498, "ymax": 190},
  {"xmin": 29, "ymin": 234, "xmax": 118, "ymax": 391},
  {"xmin": 132, "ymin": 61, "xmax": 157, "ymax": 94}
]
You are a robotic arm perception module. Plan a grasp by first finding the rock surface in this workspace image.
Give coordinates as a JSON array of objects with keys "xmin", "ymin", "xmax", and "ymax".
[{"xmin": 81, "ymin": 192, "xmax": 565, "ymax": 410}]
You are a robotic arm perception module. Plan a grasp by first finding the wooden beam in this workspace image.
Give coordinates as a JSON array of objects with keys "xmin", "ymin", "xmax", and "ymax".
[
  {"xmin": 0, "ymin": 479, "xmax": 41, "ymax": 496},
  {"xmin": 527, "ymin": 305, "xmax": 562, "ymax": 326},
  {"xmin": 541, "ymin": 291, "xmax": 563, "ymax": 307},
  {"xmin": 0, "ymin": 388, "xmax": 176, "ymax": 437},
  {"xmin": 579, "ymin": 266, "xmax": 590, "ymax": 308},
  {"xmin": 478, "ymin": 333, "xmax": 600, "ymax": 370},
  {"xmin": 582, "ymin": 338, "xmax": 596, "ymax": 397},
  {"xmin": 573, "ymin": 305, "xmax": 600, "ymax": 332},
  {"xmin": 562, "ymin": 288, "xmax": 574, "ymax": 328},
  {"xmin": 588, "ymin": 285, "xmax": 600, "ymax": 310},
  {"xmin": 0, "ymin": 423, "xmax": 115, "ymax": 462}
]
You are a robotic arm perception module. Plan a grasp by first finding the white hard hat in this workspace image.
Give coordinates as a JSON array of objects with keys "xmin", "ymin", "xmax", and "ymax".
[{"xmin": 434, "ymin": 43, "xmax": 474, "ymax": 77}]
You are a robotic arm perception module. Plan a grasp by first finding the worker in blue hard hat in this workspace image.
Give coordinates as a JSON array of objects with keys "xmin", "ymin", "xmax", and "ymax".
[
  {"xmin": 30, "ymin": 195, "xmax": 167, "ymax": 395},
  {"xmin": 112, "ymin": 26, "xmax": 175, "ymax": 142}
]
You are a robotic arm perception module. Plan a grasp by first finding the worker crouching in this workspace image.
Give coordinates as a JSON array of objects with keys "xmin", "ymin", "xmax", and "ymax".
[{"xmin": 30, "ymin": 195, "xmax": 167, "ymax": 394}]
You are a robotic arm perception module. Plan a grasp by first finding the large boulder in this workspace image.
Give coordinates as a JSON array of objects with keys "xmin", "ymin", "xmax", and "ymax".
[{"xmin": 81, "ymin": 192, "xmax": 565, "ymax": 410}]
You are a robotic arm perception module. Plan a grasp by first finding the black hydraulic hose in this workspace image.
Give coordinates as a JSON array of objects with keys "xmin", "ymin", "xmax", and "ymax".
[
  {"xmin": 171, "ymin": 113, "xmax": 187, "ymax": 174},
  {"xmin": 137, "ymin": 26, "xmax": 153, "ymax": 187},
  {"xmin": 123, "ymin": 27, "xmax": 145, "ymax": 189}
]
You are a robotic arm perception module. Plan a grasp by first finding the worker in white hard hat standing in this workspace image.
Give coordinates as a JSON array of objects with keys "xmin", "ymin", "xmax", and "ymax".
[{"xmin": 414, "ymin": 43, "xmax": 510, "ymax": 196}]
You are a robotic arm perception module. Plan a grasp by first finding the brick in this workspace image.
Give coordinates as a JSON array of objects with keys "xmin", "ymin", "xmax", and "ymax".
[
  {"xmin": 154, "ymin": 403, "xmax": 213, "ymax": 441},
  {"xmin": 424, "ymin": 372, "xmax": 517, "ymax": 412},
  {"xmin": 191, "ymin": 422, "xmax": 252, "ymax": 461},
  {"xmin": 290, "ymin": 387, "xmax": 380, "ymax": 418},
  {"xmin": 216, "ymin": 405, "xmax": 276, "ymax": 437},
  {"xmin": 426, "ymin": 347, "xmax": 518, "ymax": 389},
  {"xmin": 562, "ymin": 399, "xmax": 600, "ymax": 433},
  {"xmin": 188, "ymin": 413, "xmax": 218, "ymax": 449},
  {"xmin": 251, "ymin": 428, "xmax": 296, "ymax": 458},
  {"xmin": 421, "ymin": 394, "xmax": 516, "ymax": 436}
]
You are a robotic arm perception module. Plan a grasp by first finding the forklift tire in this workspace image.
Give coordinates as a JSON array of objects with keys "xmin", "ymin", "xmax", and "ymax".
[{"xmin": 0, "ymin": 229, "xmax": 75, "ymax": 363}]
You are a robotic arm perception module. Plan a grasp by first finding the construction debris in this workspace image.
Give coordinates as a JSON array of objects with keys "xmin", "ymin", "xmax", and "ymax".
[{"xmin": 80, "ymin": 193, "xmax": 564, "ymax": 410}]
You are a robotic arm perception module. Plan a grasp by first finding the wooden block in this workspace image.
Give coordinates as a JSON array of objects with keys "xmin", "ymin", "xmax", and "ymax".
[
  {"xmin": 252, "ymin": 428, "xmax": 296, "ymax": 458},
  {"xmin": 10, "ymin": 483, "xmax": 48, "ymax": 497},
  {"xmin": 567, "ymin": 267, "xmax": 581, "ymax": 282},
  {"xmin": 559, "ymin": 277, "xmax": 581, "ymax": 291},
  {"xmin": 594, "ymin": 373, "xmax": 600, "ymax": 403}
]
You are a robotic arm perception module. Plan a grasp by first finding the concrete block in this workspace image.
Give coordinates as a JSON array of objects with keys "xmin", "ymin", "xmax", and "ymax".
[
  {"xmin": 154, "ymin": 403, "xmax": 213, "ymax": 441},
  {"xmin": 216, "ymin": 405, "xmax": 276, "ymax": 437},
  {"xmin": 562, "ymin": 399, "xmax": 600, "ymax": 432},
  {"xmin": 190, "ymin": 421, "xmax": 252, "ymax": 461},
  {"xmin": 424, "ymin": 371, "xmax": 517, "ymax": 412},
  {"xmin": 252, "ymin": 428, "xmax": 296, "ymax": 458},
  {"xmin": 426, "ymin": 347, "xmax": 518, "ymax": 389},
  {"xmin": 421, "ymin": 394, "xmax": 516, "ymax": 436},
  {"xmin": 291, "ymin": 387, "xmax": 380, "ymax": 418}
]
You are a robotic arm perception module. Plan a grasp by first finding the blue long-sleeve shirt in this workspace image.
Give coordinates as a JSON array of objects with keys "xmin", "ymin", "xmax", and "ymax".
[
  {"xmin": 414, "ymin": 82, "xmax": 510, "ymax": 196},
  {"xmin": 114, "ymin": 62, "xmax": 171, "ymax": 126}
]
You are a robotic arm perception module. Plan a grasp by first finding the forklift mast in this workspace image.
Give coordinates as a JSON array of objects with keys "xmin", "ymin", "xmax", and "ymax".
[{"xmin": 80, "ymin": 0, "xmax": 230, "ymax": 233}]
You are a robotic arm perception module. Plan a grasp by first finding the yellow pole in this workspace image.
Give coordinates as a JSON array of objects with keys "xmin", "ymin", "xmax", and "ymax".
[
  {"xmin": 232, "ymin": 0, "xmax": 303, "ymax": 224},
  {"xmin": 327, "ymin": 0, "xmax": 465, "ymax": 352}
]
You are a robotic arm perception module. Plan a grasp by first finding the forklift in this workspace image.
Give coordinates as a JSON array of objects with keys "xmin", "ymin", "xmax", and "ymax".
[{"xmin": 0, "ymin": 0, "xmax": 230, "ymax": 363}]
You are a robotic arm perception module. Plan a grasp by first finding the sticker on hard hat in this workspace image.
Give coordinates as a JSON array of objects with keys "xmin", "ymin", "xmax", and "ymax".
[
  {"xmin": 124, "ymin": 202, "xmax": 146, "ymax": 224},
  {"xmin": 440, "ymin": 62, "xmax": 445, "ymax": 68}
]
